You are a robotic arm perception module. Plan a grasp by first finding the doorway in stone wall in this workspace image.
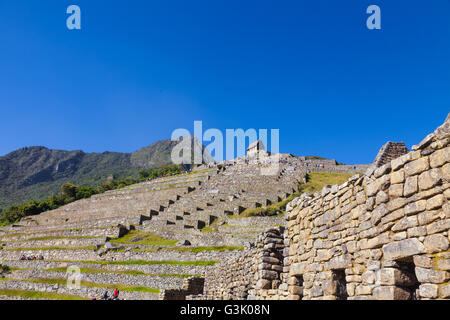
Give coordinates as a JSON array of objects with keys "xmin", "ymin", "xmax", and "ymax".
[
  {"xmin": 294, "ymin": 275, "xmax": 304, "ymax": 299},
  {"xmin": 332, "ymin": 269, "xmax": 348, "ymax": 300},
  {"xmin": 395, "ymin": 259, "xmax": 420, "ymax": 300}
]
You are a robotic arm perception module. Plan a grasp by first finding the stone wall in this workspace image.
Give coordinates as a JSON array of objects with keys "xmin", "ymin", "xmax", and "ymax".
[
  {"xmin": 0, "ymin": 279, "xmax": 158, "ymax": 300},
  {"xmin": 188, "ymin": 227, "xmax": 287, "ymax": 300},
  {"xmin": 160, "ymin": 277, "xmax": 205, "ymax": 300},
  {"xmin": 373, "ymin": 142, "xmax": 409, "ymax": 168},
  {"xmin": 193, "ymin": 113, "xmax": 450, "ymax": 300}
]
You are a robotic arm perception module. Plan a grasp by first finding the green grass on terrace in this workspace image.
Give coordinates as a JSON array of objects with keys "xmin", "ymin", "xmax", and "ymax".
[
  {"xmin": 43, "ymin": 267, "xmax": 201, "ymax": 278},
  {"xmin": 110, "ymin": 230, "xmax": 178, "ymax": 246},
  {"xmin": 3, "ymin": 277, "xmax": 159, "ymax": 293},
  {"xmin": 230, "ymin": 171, "xmax": 354, "ymax": 219},
  {"xmin": 0, "ymin": 289, "xmax": 88, "ymax": 300},
  {"xmin": 4, "ymin": 246, "xmax": 95, "ymax": 251},
  {"xmin": 52, "ymin": 259, "xmax": 219, "ymax": 266},
  {"xmin": 297, "ymin": 172, "xmax": 354, "ymax": 194},
  {"xmin": 132, "ymin": 246, "xmax": 244, "ymax": 253}
]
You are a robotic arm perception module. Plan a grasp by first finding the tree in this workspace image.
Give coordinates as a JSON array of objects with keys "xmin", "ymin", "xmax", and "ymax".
[{"xmin": 61, "ymin": 183, "xmax": 78, "ymax": 200}]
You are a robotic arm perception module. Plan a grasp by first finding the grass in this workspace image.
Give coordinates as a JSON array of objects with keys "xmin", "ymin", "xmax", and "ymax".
[
  {"xmin": 5, "ymin": 246, "xmax": 95, "ymax": 251},
  {"xmin": 175, "ymin": 246, "xmax": 243, "ymax": 253},
  {"xmin": 110, "ymin": 230, "xmax": 178, "ymax": 246},
  {"xmin": 16, "ymin": 277, "xmax": 159, "ymax": 293},
  {"xmin": 24, "ymin": 236, "xmax": 100, "ymax": 241},
  {"xmin": 199, "ymin": 226, "xmax": 214, "ymax": 233},
  {"xmin": 132, "ymin": 246, "xmax": 244, "ymax": 253},
  {"xmin": 52, "ymin": 259, "xmax": 219, "ymax": 266},
  {"xmin": 199, "ymin": 217, "xmax": 221, "ymax": 233},
  {"xmin": 43, "ymin": 267, "xmax": 200, "ymax": 278},
  {"xmin": 230, "ymin": 171, "xmax": 354, "ymax": 219},
  {"xmin": 1, "ymin": 236, "xmax": 101, "ymax": 243},
  {"xmin": 297, "ymin": 172, "xmax": 354, "ymax": 194},
  {"xmin": 0, "ymin": 289, "xmax": 88, "ymax": 300}
]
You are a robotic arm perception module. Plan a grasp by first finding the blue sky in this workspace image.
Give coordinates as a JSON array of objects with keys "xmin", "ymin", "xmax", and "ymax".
[{"xmin": 0, "ymin": 1, "xmax": 449, "ymax": 164}]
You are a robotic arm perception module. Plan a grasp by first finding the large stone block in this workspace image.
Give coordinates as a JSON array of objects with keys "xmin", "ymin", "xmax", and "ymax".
[
  {"xmin": 419, "ymin": 284, "xmax": 439, "ymax": 298},
  {"xmin": 327, "ymin": 254, "xmax": 352, "ymax": 270},
  {"xmin": 418, "ymin": 168, "xmax": 442, "ymax": 191},
  {"xmin": 426, "ymin": 194, "xmax": 444, "ymax": 211},
  {"xmin": 436, "ymin": 259, "xmax": 450, "ymax": 271},
  {"xmin": 382, "ymin": 238, "xmax": 425, "ymax": 261},
  {"xmin": 415, "ymin": 267, "xmax": 448, "ymax": 284},
  {"xmin": 376, "ymin": 268, "xmax": 417, "ymax": 286},
  {"xmin": 256, "ymin": 279, "xmax": 272, "ymax": 290},
  {"xmin": 429, "ymin": 146, "xmax": 449, "ymax": 168},
  {"xmin": 404, "ymin": 157, "xmax": 429, "ymax": 176},
  {"xmin": 404, "ymin": 200, "xmax": 427, "ymax": 216},
  {"xmin": 427, "ymin": 219, "xmax": 450, "ymax": 235},
  {"xmin": 366, "ymin": 181, "xmax": 381, "ymax": 197},
  {"xmin": 391, "ymin": 169, "xmax": 405, "ymax": 184},
  {"xmin": 403, "ymin": 176, "xmax": 418, "ymax": 197},
  {"xmin": 407, "ymin": 226, "xmax": 427, "ymax": 238},
  {"xmin": 439, "ymin": 283, "xmax": 450, "ymax": 298},
  {"xmin": 418, "ymin": 210, "xmax": 441, "ymax": 225},
  {"xmin": 387, "ymin": 197, "xmax": 407, "ymax": 212},
  {"xmin": 423, "ymin": 234, "xmax": 449, "ymax": 253},
  {"xmin": 260, "ymin": 270, "xmax": 279, "ymax": 280},
  {"xmin": 373, "ymin": 286, "xmax": 411, "ymax": 300},
  {"xmin": 391, "ymin": 154, "xmax": 409, "ymax": 171},
  {"xmin": 392, "ymin": 216, "xmax": 418, "ymax": 232},
  {"xmin": 362, "ymin": 270, "xmax": 376, "ymax": 284},
  {"xmin": 389, "ymin": 184, "xmax": 404, "ymax": 198},
  {"xmin": 370, "ymin": 204, "xmax": 389, "ymax": 226},
  {"xmin": 310, "ymin": 285, "xmax": 323, "ymax": 297}
]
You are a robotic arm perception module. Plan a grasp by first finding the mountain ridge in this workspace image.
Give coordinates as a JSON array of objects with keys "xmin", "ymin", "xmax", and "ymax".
[{"xmin": 0, "ymin": 136, "xmax": 212, "ymax": 210}]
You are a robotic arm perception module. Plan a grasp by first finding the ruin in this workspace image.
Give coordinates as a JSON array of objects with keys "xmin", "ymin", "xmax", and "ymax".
[
  {"xmin": 0, "ymin": 114, "xmax": 447, "ymax": 300},
  {"xmin": 188, "ymin": 113, "xmax": 450, "ymax": 300},
  {"xmin": 372, "ymin": 142, "xmax": 409, "ymax": 168}
]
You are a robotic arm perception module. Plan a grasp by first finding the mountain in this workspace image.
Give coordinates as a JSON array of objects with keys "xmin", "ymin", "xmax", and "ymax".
[{"xmin": 0, "ymin": 136, "xmax": 213, "ymax": 210}]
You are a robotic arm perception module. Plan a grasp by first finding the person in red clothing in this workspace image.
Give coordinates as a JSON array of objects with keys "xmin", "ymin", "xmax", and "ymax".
[{"xmin": 113, "ymin": 288, "xmax": 119, "ymax": 300}]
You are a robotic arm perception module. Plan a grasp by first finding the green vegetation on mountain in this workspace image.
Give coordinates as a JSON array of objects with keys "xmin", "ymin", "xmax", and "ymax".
[
  {"xmin": 0, "ymin": 136, "xmax": 211, "ymax": 211},
  {"xmin": 0, "ymin": 164, "xmax": 184, "ymax": 226}
]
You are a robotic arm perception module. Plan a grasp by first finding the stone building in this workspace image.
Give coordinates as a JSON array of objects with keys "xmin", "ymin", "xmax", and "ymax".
[
  {"xmin": 189, "ymin": 113, "xmax": 450, "ymax": 300},
  {"xmin": 372, "ymin": 142, "xmax": 409, "ymax": 168},
  {"xmin": 247, "ymin": 140, "xmax": 268, "ymax": 158}
]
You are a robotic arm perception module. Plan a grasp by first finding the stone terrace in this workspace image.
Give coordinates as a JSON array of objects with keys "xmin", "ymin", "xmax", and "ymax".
[
  {"xmin": 0, "ymin": 143, "xmax": 367, "ymax": 300},
  {"xmin": 191, "ymin": 113, "xmax": 450, "ymax": 300}
]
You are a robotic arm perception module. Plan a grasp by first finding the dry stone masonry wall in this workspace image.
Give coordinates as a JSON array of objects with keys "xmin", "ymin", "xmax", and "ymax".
[
  {"xmin": 187, "ymin": 227, "xmax": 286, "ymax": 300},
  {"xmin": 196, "ymin": 113, "xmax": 450, "ymax": 300},
  {"xmin": 373, "ymin": 142, "xmax": 409, "ymax": 168}
]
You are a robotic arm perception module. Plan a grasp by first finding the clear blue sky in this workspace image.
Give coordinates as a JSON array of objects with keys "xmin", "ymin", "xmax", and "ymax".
[{"xmin": 0, "ymin": 0, "xmax": 449, "ymax": 164}]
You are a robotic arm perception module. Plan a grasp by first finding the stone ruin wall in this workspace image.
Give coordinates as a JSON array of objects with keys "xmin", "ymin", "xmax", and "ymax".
[
  {"xmin": 160, "ymin": 277, "xmax": 205, "ymax": 300},
  {"xmin": 373, "ymin": 142, "xmax": 409, "ymax": 168},
  {"xmin": 191, "ymin": 113, "xmax": 450, "ymax": 300},
  {"xmin": 187, "ymin": 227, "xmax": 287, "ymax": 300}
]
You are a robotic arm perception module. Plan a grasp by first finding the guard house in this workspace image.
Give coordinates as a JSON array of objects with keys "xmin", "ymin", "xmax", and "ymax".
[{"xmin": 246, "ymin": 140, "xmax": 267, "ymax": 158}]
